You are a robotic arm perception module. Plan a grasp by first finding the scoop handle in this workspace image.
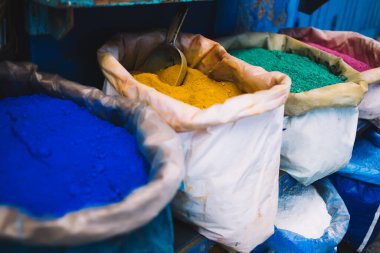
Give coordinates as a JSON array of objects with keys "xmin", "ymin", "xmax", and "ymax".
[{"xmin": 166, "ymin": 5, "xmax": 188, "ymax": 45}]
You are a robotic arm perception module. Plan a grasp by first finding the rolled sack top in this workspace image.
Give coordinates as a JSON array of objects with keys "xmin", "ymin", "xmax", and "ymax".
[
  {"xmin": 218, "ymin": 32, "xmax": 368, "ymax": 116},
  {"xmin": 281, "ymin": 27, "xmax": 380, "ymax": 85},
  {"xmin": 281, "ymin": 27, "xmax": 380, "ymax": 69},
  {"xmin": 97, "ymin": 31, "xmax": 291, "ymax": 132}
]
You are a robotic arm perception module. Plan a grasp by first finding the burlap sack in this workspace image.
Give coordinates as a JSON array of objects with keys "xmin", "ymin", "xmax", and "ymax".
[
  {"xmin": 98, "ymin": 31, "xmax": 290, "ymax": 252},
  {"xmin": 282, "ymin": 27, "xmax": 380, "ymax": 125},
  {"xmin": 0, "ymin": 61, "xmax": 184, "ymax": 246},
  {"xmin": 218, "ymin": 32, "xmax": 367, "ymax": 185}
]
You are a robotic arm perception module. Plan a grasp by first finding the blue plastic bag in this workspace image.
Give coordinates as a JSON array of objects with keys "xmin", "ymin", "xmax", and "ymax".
[
  {"xmin": 266, "ymin": 177, "xmax": 350, "ymax": 253},
  {"xmin": 0, "ymin": 206, "xmax": 174, "ymax": 253},
  {"xmin": 330, "ymin": 128, "xmax": 380, "ymax": 252}
]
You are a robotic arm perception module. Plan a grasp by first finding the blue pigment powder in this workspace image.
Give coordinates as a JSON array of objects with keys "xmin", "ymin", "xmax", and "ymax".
[{"xmin": 0, "ymin": 94, "xmax": 148, "ymax": 218}]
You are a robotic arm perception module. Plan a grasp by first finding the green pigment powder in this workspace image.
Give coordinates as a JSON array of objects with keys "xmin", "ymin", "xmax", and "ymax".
[{"xmin": 230, "ymin": 48, "xmax": 344, "ymax": 93}]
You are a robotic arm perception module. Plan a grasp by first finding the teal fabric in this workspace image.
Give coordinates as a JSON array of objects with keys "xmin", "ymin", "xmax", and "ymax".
[{"xmin": 0, "ymin": 206, "xmax": 174, "ymax": 253}]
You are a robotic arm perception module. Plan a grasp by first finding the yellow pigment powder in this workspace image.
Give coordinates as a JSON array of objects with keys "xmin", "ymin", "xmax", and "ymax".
[{"xmin": 132, "ymin": 65, "xmax": 242, "ymax": 109}]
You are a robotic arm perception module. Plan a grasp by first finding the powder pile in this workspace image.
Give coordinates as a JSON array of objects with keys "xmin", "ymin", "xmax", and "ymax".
[
  {"xmin": 0, "ymin": 94, "xmax": 148, "ymax": 218},
  {"xmin": 305, "ymin": 42, "xmax": 372, "ymax": 72},
  {"xmin": 133, "ymin": 64, "xmax": 242, "ymax": 109},
  {"xmin": 275, "ymin": 184, "xmax": 332, "ymax": 239},
  {"xmin": 230, "ymin": 48, "xmax": 344, "ymax": 93}
]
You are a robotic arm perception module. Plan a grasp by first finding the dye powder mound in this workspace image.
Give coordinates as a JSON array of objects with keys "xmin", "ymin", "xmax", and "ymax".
[
  {"xmin": 0, "ymin": 94, "xmax": 148, "ymax": 218},
  {"xmin": 230, "ymin": 48, "xmax": 344, "ymax": 93},
  {"xmin": 305, "ymin": 42, "xmax": 372, "ymax": 72},
  {"xmin": 133, "ymin": 64, "xmax": 242, "ymax": 109},
  {"xmin": 275, "ymin": 184, "xmax": 332, "ymax": 239}
]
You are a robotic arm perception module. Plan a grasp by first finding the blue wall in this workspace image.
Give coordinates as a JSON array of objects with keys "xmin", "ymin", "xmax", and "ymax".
[
  {"xmin": 235, "ymin": 0, "xmax": 380, "ymax": 37},
  {"xmin": 294, "ymin": 0, "xmax": 380, "ymax": 38},
  {"xmin": 29, "ymin": 0, "xmax": 380, "ymax": 88},
  {"xmin": 29, "ymin": 2, "xmax": 220, "ymax": 88}
]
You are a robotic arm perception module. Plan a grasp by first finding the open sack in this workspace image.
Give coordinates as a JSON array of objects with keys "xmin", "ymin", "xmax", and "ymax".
[
  {"xmin": 219, "ymin": 32, "xmax": 367, "ymax": 186},
  {"xmin": 267, "ymin": 177, "xmax": 350, "ymax": 253},
  {"xmin": 0, "ymin": 61, "xmax": 184, "ymax": 248},
  {"xmin": 97, "ymin": 31, "xmax": 290, "ymax": 252},
  {"xmin": 282, "ymin": 27, "xmax": 380, "ymax": 126}
]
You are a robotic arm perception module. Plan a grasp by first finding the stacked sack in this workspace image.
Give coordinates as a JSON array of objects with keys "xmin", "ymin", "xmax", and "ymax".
[
  {"xmin": 282, "ymin": 27, "xmax": 380, "ymax": 253},
  {"xmin": 218, "ymin": 32, "xmax": 368, "ymax": 252}
]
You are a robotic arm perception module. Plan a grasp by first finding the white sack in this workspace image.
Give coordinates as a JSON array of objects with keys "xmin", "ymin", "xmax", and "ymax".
[
  {"xmin": 359, "ymin": 83, "xmax": 380, "ymax": 121},
  {"xmin": 99, "ymin": 31, "xmax": 290, "ymax": 252},
  {"xmin": 281, "ymin": 107, "xmax": 359, "ymax": 186},
  {"xmin": 172, "ymin": 106, "xmax": 283, "ymax": 252},
  {"xmin": 218, "ymin": 32, "xmax": 366, "ymax": 186},
  {"xmin": 103, "ymin": 79, "xmax": 285, "ymax": 253}
]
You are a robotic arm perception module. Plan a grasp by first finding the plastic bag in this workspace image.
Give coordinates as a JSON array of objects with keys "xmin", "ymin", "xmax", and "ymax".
[
  {"xmin": 330, "ymin": 128, "xmax": 380, "ymax": 253},
  {"xmin": 266, "ymin": 177, "xmax": 350, "ymax": 253},
  {"xmin": 0, "ymin": 61, "xmax": 184, "ymax": 249},
  {"xmin": 0, "ymin": 207, "xmax": 174, "ymax": 253},
  {"xmin": 218, "ymin": 32, "xmax": 367, "ymax": 185},
  {"xmin": 97, "ymin": 31, "xmax": 290, "ymax": 252},
  {"xmin": 282, "ymin": 27, "xmax": 380, "ymax": 126}
]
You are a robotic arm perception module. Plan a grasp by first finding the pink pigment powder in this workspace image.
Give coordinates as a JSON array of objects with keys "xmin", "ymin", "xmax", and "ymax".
[{"xmin": 305, "ymin": 41, "xmax": 372, "ymax": 72}]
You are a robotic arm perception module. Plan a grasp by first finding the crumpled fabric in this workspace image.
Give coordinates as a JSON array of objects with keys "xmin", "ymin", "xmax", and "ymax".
[
  {"xmin": 0, "ymin": 61, "xmax": 184, "ymax": 247},
  {"xmin": 330, "ymin": 130, "xmax": 380, "ymax": 252}
]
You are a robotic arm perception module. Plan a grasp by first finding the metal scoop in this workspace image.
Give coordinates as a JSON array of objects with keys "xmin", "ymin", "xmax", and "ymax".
[{"xmin": 139, "ymin": 5, "xmax": 188, "ymax": 86}]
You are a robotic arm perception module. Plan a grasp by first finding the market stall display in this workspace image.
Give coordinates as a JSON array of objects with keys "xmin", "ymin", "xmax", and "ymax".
[{"xmin": 1, "ymin": 0, "xmax": 379, "ymax": 251}]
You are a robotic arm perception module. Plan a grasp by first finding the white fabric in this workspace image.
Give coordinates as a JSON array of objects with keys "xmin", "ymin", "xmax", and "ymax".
[
  {"xmin": 105, "ymin": 82, "xmax": 284, "ymax": 252},
  {"xmin": 359, "ymin": 83, "xmax": 380, "ymax": 120},
  {"xmin": 281, "ymin": 107, "xmax": 359, "ymax": 186}
]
